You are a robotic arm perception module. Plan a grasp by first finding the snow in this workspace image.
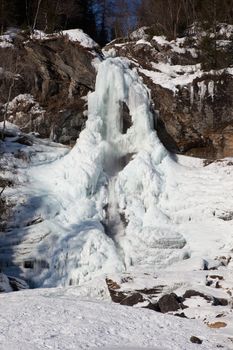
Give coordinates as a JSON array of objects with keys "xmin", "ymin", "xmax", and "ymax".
[
  {"xmin": 136, "ymin": 39, "xmax": 152, "ymax": 46},
  {"xmin": 31, "ymin": 29, "xmax": 98, "ymax": 49},
  {"xmin": 130, "ymin": 27, "xmax": 150, "ymax": 41},
  {"xmin": 62, "ymin": 29, "xmax": 98, "ymax": 48},
  {"xmin": 153, "ymin": 35, "xmax": 170, "ymax": 46},
  {"xmin": 139, "ymin": 63, "xmax": 203, "ymax": 93},
  {"xmin": 0, "ymin": 32, "xmax": 15, "ymax": 48},
  {"xmin": 152, "ymin": 35, "xmax": 198, "ymax": 57},
  {"xmin": 0, "ymin": 287, "xmax": 231, "ymax": 350}
]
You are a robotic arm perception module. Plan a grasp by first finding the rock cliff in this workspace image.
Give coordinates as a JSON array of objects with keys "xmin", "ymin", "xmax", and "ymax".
[{"xmin": 0, "ymin": 29, "xmax": 101, "ymax": 145}]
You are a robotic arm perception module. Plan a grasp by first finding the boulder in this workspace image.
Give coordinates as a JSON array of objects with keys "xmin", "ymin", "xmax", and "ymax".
[
  {"xmin": 190, "ymin": 336, "xmax": 203, "ymax": 344},
  {"xmin": 157, "ymin": 293, "xmax": 181, "ymax": 313},
  {"xmin": 120, "ymin": 293, "xmax": 144, "ymax": 306}
]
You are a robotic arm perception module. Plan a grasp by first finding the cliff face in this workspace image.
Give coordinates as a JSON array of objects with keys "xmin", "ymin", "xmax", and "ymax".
[
  {"xmin": 0, "ymin": 30, "xmax": 101, "ymax": 145},
  {"xmin": 105, "ymin": 25, "xmax": 233, "ymax": 159}
]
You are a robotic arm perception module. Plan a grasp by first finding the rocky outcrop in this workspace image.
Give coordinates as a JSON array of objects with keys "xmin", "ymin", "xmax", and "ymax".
[
  {"xmin": 0, "ymin": 30, "xmax": 101, "ymax": 144},
  {"xmin": 105, "ymin": 25, "xmax": 233, "ymax": 158}
]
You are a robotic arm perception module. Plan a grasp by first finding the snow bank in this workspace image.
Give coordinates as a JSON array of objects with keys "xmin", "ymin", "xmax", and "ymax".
[
  {"xmin": 0, "ymin": 288, "xmax": 230, "ymax": 350},
  {"xmin": 62, "ymin": 29, "xmax": 98, "ymax": 48}
]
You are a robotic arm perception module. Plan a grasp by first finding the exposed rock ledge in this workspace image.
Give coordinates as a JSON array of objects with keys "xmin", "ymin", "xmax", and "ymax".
[{"xmin": 0, "ymin": 29, "xmax": 102, "ymax": 145}]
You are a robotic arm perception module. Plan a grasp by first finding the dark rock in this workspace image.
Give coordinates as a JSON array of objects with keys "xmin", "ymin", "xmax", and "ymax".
[
  {"xmin": 212, "ymin": 297, "xmax": 228, "ymax": 306},
  {"xmin": 158, "ymin": 293, "xmax": 181, "ymax": 313},
  {"xmin": 120, "ymin": 101, "xmax": 132, "ymax": 134},
  {"xmin": 0, "ymin": 31, "xmax": 101, "ymax": 145},
  {"xmin": 209, "ymin": 275, "xmax": 224, "ymax": 280},
  {"xmin": 105, "ymin": 278, "xmax": 128, "ymax": 303},
  {"xmin": 183, "ymin": 289, "xmax": 209, "ymax": 300},
  {"xmin": 135, "ymin": 286, "xmax": 165, "ymax": 296},
  {"xmin": 8, "ymin": 276, "xmax": 29, "ymax": 291},
  {"xmin": 174, "ymin": 312, "xmax": 188, "ymax": 318},
  {"xmin": 144, "ymin": 302, "xmax": 160, "ymax": 312},
  {"xmin": 14, "ymin": 135, "xmax": 33, "ymax": 146},
  {"xmin": 190, "ymin": 336, "xmax": 203, "ymax": 344},
  {"xmin": 183, "ymin": 289, "xmax": 228, "ymax": 306},
  {"xmin": 120, "ymin": 292, "xmax": 144, "ymax": 306}
]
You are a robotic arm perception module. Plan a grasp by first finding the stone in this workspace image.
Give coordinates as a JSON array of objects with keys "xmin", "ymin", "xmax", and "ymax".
[
  {"xmin": 174, "ymin": 312, "xmax": 188, "ymax": 318},
  {"xmin": 120, "ymin": 292, "xmax": 144, "ymax": 306},
  {"xmin": 190, "ymin": 336, "xmax": 203, "ymax": 344},
  {"xmin": 207, "ymin": 322, "xmax": 227, "ymax": 329},
  {"xmin": 157, "ymin": 293, "xmax": 181, "ymax": 313}
]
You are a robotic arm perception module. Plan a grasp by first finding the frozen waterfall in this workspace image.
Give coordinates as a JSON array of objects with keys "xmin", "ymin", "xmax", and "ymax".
[{"xmin": 0, "ymin": 57, "xmax": 187, "ymax": 287}]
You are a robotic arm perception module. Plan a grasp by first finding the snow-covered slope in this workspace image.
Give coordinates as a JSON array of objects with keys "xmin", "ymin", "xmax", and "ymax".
[{"xmin": 0, "ymin": 287, "xmax": 231, "ymax": 350}]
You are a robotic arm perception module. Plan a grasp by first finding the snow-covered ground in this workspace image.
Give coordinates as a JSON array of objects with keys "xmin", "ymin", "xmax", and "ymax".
[{"xmin": 0, "ymin": 287, "xmax": 232, "ymax": 350}]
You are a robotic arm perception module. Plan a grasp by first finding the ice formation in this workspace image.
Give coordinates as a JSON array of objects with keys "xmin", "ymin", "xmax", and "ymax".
[
  {"xmin": 0, "ymin": 57, "xmax": 187, "ymax": 287},
  {"xmin": 27, "ymin": 57, "xmax": 185, "ymax": 287},
  {"xmin": 4, "ymin": 57, "xmax": 233, "ymax": 288}
]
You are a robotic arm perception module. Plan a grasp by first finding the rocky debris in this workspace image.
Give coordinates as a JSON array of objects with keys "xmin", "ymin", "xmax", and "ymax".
[
  {"xmin": 105, "ymin": 25, "xmax": 233, "ymax": 159},
  {"xmin": 190, "ymin": 336, "xmax": 203, "ymax": 344},
  {"xmin": 143, "ymin": 294, "xmax": 184, "ymax": 313},
  {"xmin": 106, "ymin": 277, "xmax": 187, "ymax": 313},
  {"xmin": 105, "ymin": 277, "xmax": 167, "ymax": 306},
  {"xmin": 106, "ymin": 275, "xmax": 230, "ymax": 318},
  {"xmin": 0, "ymin": 30, "xmax": 101, "ymax": 145}
]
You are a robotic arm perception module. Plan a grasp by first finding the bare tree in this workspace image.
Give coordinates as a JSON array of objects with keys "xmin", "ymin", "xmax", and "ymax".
[
  {"xmin": 1, "ymin": 77, "xmax": 15, "ymax": 140},
  {"xmin": 32, "ymin": 0, "xmax": 42, "ymax": 31}
]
